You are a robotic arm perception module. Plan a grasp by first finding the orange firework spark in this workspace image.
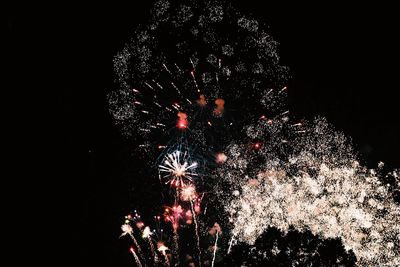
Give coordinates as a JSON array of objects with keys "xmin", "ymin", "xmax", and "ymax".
[
  {"xmin": 197, "ymin": 94, "xmax": 207, "ymax": 107},
  {"xmin": 177, "ymin": 111, "xmax": 188, "ymax": 129},
  {"xmin": 213, "ymin": 98, "xmax": 225, "ymax": 116}
]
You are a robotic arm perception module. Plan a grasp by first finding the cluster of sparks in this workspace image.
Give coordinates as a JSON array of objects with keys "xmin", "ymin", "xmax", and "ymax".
[
  {"xmin": 121, "ymin": 211, "xmax": 172, "ymax": 266},
  {"xmin": 110, "ymin": 0, "xmax": 400, "ymax": 266},
  {"xmin": 226, "ymin": 149, "xmax": 400, "ymax": 266},
  {"xmin": 120, "ymin": 161, "xmax": 205, "ymax": 266},
  {"xmin": 159, "ymin": 151, "xmax": 198, "ymax": 188}
]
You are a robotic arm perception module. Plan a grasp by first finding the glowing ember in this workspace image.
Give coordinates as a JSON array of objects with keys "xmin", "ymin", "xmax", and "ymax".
[
  {"xmin": 216, "ymin": 153, "xmax": 227, "ymax": 164},
  {"xmin": 177, "ymin": 111, "xmax": 188, "ymax": 129}
]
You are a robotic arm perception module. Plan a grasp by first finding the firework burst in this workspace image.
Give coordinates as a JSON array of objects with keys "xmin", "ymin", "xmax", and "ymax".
[
  {"xmin": 110, "ymin": 0, "xmax": 399, "ymax": 266},
  {"xmin": 159, "ymin": 150, "xmax": 198, "ymax": 188}
]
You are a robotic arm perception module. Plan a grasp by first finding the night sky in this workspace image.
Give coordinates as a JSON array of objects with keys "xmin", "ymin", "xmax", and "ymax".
[{"xmin": 8, "ymin": 1, "xmax": 399, "ymax": 266}]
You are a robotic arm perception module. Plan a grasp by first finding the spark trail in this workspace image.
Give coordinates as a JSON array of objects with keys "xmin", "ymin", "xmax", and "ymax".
[
  {"xmin": 211, "ymin": 230, "xmax": 219, "ymax": 267},
  {"xmin": 130, "ymin": 247, "xmax": 143, "ymax": 267}
]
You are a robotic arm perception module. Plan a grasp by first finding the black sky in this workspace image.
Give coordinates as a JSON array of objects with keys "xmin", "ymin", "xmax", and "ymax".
[{"xmin": 8, "ymin": 1, "xmax": 399, "ymax": 266}]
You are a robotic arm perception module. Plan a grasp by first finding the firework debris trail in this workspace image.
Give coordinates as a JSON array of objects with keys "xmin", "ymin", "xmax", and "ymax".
[
  {"xmin": 110, "ymin": 0, "xmax": 400, "ymax": 266},
  {"xmin": 130, "ymin": 247, "xmax": 144, "ymax": 267},
  {"xmin": 211, "ymin": 226, "xmax": 219, "ymax": 267},
  {"xmin": 143, "ymin": 226, "xmax": 159, "ymax": 264},
  {"xmin": 121, "ymin": 222, "xmax": 146, "ymax": 264},
  {"xmin": 227, "ymin": 234, "xmax": 235, "ymax": 255},
  {"xmin": 190, "ymin": 197, "xmax": 202, "ymax": 267}
]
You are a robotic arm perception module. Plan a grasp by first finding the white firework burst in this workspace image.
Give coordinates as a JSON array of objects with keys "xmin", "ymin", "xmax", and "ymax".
[{"xmin": 159, "ymin": 150, "xmax": 198, "ymax": 187}]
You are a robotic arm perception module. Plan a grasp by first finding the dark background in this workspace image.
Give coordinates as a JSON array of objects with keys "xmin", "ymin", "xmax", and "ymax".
[{"xmin": 8, "ymin": 1, "xmax": 399, "ymax": 266}]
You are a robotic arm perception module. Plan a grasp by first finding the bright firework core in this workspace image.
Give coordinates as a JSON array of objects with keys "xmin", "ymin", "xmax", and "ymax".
[
  {"xmin": 159, "ymin": 150, "xmax": 198, "ymax": 187},
  {"xmin": 180, "ymin": 185, "xmax": 197, "ymax": 201}
]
